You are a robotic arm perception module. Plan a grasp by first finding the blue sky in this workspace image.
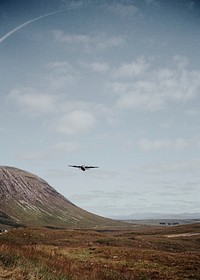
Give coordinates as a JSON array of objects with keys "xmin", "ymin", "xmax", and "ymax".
[{"xmin": 1, "ymin": 0, "xmax": 200, "ymax": 218}]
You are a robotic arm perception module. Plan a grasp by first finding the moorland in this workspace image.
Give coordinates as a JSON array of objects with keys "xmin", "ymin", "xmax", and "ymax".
[{"xmin": 0, "ymin": 222, "xmax": 200, "ymax": 280}]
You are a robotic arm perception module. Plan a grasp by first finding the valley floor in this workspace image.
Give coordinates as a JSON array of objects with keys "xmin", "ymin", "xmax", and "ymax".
[{"xmin": 0, "ymin": 223, "xmax": 200, "ymax": 280}]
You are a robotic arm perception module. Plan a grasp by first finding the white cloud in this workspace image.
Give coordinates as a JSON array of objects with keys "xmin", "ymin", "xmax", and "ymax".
[
  {"xmin": 136, "ymin": 159, "xmax": 200, "ymax": 174},
  {"xmin": 97, "ymin": 36, "xmax": 124, "ymax": 50},
  {"xmin": 107, "ymin": 2, "xmax": 139, "ymax": 17},
  {"xmin": 116, "ymin": 89, "xmax": 165, "ymax": 111},
  {"xmin": 46, "ymin": 61, "xmax": 77, "ymax": 89},
  {"xmin": 53, "ymin": 30, "xmax": 124, "ymax": 51},
  {"xmin": 46, "ymin": 61, "xmax": 75, "ymax": 74},
  {"xmin": 56, "ymin": 110, "xmax": 96, "ymax": 135},
  {"xmin": 111, "ymin": 56, "xmax": 200, "ymax": 111},
  {"xmin": 172, "ymin": 55, "xmax": 189, "ymax": 69},
  {"xmin": 82, "ymin": 61, "xmax": 109, "ymax": 73},
  {"xmin": 59, "ymin": 0, "xmax": 84, "ymax": 10},
  {"xmin": 58, "ymin": 100, "xmax": 95, "ymax": 112},
  {"xmin": 53, "ymin": 30, "xmax": 90, "ymax": 44},
  {"xmin": 138, "ymin": 138, "xmax": 188, "ymax": 151},
  {"xmin": 7, "ymin": 87, "xmax": 55, "ymax": 115},
  {"xmin": 113, "ymin": 57, "xmax": 150, "ymax": 78}
]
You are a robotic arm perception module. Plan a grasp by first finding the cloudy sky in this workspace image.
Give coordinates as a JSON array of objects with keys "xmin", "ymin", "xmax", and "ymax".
[{"xmin": 1, "ymin": 0, "xmax": 200, "ymax": 218}]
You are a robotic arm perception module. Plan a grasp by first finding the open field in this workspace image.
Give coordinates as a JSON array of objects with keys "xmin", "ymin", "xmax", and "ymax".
[{"xmin": 0, "ymin": 223, "xmax": 200, "ymax": 280}]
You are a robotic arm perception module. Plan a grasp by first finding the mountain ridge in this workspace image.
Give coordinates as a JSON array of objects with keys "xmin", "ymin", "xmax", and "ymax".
[
  {"xmin": 111, "ymin": 212, "xmax": 200, "ymax": 220},
  {"xmin": 0, "ymin": 166, "xmax": 122, "ymax": 229}
]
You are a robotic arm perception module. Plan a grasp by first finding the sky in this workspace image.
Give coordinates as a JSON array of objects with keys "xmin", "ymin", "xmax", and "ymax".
[{"xmin": 0, "ymin": 0, "xmax": 200, "ymax": 219}]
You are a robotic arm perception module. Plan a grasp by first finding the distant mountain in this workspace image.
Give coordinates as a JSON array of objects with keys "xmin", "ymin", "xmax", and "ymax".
[
  {"xmin": 110, "ymin": 212, "xmax": 200, "ymax": 220},
  {"xmin": 0, "ymin": 166, "xmax": 122, "ymax": 228}
]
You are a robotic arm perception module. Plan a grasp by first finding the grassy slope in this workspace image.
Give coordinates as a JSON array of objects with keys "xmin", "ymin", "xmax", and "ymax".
[
  {"xmin": 0, "ymin": 166, "xmax": 127, "ymax": 229},
  {"xmin": 0, "ymin": 223, "xmax": 200, "ymax": 280},
  {"xmin": 1, "ymin": 199, "xmax": 125, "ymax": 229}
]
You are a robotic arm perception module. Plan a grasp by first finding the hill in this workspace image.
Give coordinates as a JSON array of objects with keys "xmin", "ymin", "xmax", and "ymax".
[{"xmin": 0, "ymin": 166, "xmax": 123, "ymax": 229}]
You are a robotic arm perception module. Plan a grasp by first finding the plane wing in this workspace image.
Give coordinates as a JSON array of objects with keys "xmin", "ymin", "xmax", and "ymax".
[
  {"xmin": 68, "ymin": 165, "xmax": 82, "ymax": 168},
  {"xmin": 85, "ymin": 166, "xmax": 99, "ymax": 169}
]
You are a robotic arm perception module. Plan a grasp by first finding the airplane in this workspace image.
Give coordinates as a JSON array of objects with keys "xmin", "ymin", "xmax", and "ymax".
[{"xmin": 68, "ymin": 165, "xmax": 99, "ymax": 171}]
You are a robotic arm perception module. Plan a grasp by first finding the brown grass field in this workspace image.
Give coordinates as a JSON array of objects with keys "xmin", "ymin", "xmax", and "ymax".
[{"xmin": 0, "ymin": 223, "xmax": 200, "ymax": 280}]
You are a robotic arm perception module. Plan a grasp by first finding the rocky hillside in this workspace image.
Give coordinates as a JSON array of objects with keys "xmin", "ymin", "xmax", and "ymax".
[{"xmin": 0, "ymin": 166, "xmax": 121, "ymax": 228}]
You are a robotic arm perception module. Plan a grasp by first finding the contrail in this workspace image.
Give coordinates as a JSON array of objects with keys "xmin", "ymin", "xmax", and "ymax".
[{"xmin": 0, "ymin": 10, "xmax": 64, "ymax": 44}]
